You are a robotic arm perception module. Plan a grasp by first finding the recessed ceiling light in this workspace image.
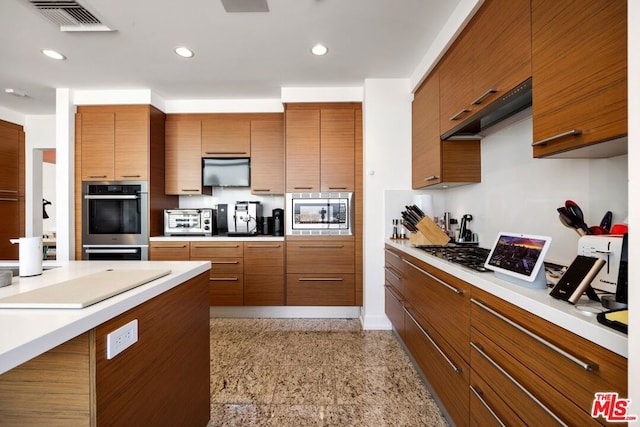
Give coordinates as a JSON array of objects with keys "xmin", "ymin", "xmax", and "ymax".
[
  {"xmin": 41, "ymin": 49, "xmax": 66, "ymax": 60},
  {"xmin": 4, "ymin": 88, "xmax": 28, "ymax": 97},
  {"xmin": 174, "ymin": 47, "xmax": 195, "ymax": 58},
  {"xmin": 311, "ymin": 44, "xmax": 328, "ymax": 56}
]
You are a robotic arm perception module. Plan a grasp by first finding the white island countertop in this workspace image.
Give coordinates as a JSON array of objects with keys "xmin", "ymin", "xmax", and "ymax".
[
  {"xmin": 385, "ymin": 239, "xmax": 627, "ymax": 358},
  {"xmin": 0, "ymin": 260, "xmax": 210, "ymax": 375}
]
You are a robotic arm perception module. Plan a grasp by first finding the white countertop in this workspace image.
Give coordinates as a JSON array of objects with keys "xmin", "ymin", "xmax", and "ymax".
[
  {"xmin": 385, "ymin": 239, "xmax": 627, "ymax": 358},
  {"xmin": 151, "ymin": 235, "xmax": 285, "ymax": 242},
  {"xmin": 0, "ymin": 260, "xmax": 210, "ymax": 375}
]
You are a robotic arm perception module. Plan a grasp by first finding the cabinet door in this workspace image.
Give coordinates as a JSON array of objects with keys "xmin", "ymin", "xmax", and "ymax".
[
  {"xmin": 201, "ymin": 117, "xmax": 251, "ymax": 157},
  {"xmin": 250, "ymin": 119, "xmax": 285, "ymax": 195},
  {"xmin": 0, "ymin": 198, "xmax": 20, "ymax": 259},
  {"xmin": 286, "ymin": 273, "xmax": 354, "ymax": 306},
  {"xmin": 286, "ymin": 240, "xmax": 355, "ymax": 274},
  {"xmin": 165, "ymin": 120, "xmax": 204, "ymax": 195},
  {"xmin": 531, "ymin": 0, "xmax": 627, "ymax": 157},
  {"xmin": 80, "ymin": 112, "xmax": 115, "ymax": 181},
  {"xmin": 471, "ymin": 0, "xmax": 531, "ymax": 110},
  {"xmin": 412, "ymin": 71, "xmax": 442, "ymax": 188},
  {"xmin": 439, "ymin": 28, "xmax": 476, "ymax": 135},
  {"xmin": 320, "ymin": 108, "xmax": 355, "ymax": 192},
  {"xmin": 115, "ymin": 109, "xmax": 149, "ymax": 180},
  {"xmin": 285, "ymin": 109, "xmax": 320, "ymax": 192},
  {"xmin": 0, "ymin": 121, "xmax": 20, "ymax": 192}
]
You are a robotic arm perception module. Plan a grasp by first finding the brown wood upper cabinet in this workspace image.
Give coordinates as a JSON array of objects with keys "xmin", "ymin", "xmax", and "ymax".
[
  {"xmin": 77, "ymin": 106, "xmax": 151, "ymax": 181},
  {"xmin": 285, "ymin": 103, "xmax": 358, "ymax": 193},
  {"xmin": 0, "ymin": 119, "xmax": 24, "ymax": 260},
  {"xmin": 165, "ymin": 119, "xmax": 210, "ymax": 195},
  {"xmin": 201, "ymin": 116, "xmax": 251, "ymax": 157},
  {"xmin": 439, "ymin": 0, "xmax": 531, "ymax": 137},
  {"xmin": 250, "ymin": 116, "xmax": 285, "ymax": 195},
  {"xmin": 531, "ymin": 0, "xmax": 627, "ymax": 158},
  {"xmin": 412, "ymin": 68, "xmax": 480, "ymax": 188}
]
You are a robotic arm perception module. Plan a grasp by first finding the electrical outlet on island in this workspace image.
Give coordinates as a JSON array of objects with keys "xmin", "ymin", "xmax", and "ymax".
[{"xmin": 106, "ymin": 319, "xmax": 139, "ymax": 359}]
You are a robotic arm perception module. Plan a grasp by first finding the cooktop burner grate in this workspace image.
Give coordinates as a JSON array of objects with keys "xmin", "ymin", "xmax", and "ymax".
[{"xmin": 416, "ymin": 245, "xmax": 492, "ymax": 272}]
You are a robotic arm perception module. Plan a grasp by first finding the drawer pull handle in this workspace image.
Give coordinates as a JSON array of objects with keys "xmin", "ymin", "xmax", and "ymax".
[
  {"xmin": 470, "ymin": 342, "xmax": 567, "ymax": 426},
  {"xmin": 449, "ymin": 108, "xmax": 470, "ymax": 121},
  {"xmin": 294, "ymin": 187, "xmax": 314, "ymax": 190},
  {"xmin": 469, "ymin": 385, "xmax": 506, "ymax": 427},
  {"xmin": 531, "ymin": 129, "xmax": 582, "ymax": 147},
  {"xmin": 253, "ymin": 189, "xmax": 271, "ymax": 192},
  {"xmin": 471, "ymin": 299, "xmax": 598, "ymax": 372},
  {"xmin": 298, "ymin": 278, "xmax": 344, "ymax": 282},
  {"xmin": 471, "ymin": 88, "xmax": 498, "ymax": 105},
  {"xmin": 329, "ymin": 187, "xmax": 348, "ymax": 190},
  {"xmin": 0, "ymin": 189, "xmax": 18, "ymax": 193},
  {"xmin": 384, "ymin": 285, "xmax": 403, "ymax": 303},
  {"xmin": 384, "ymin": 266, "xmax": 402, "ymax": 281},
  {"xmin": 211, "ymin": 260, "xmax": 239, "ymax": 264},
  {"xmin": 205, "ymin": 151, "xmax": 247, "ymax": 155},
  {"xmin": 120, "ymin": 175, "xmax": 141, "ymax": 178},
  {"xmin": 88, "ymin": 175, "xmax": 107, "ymax": 178},
  {"xmin": 181, "ymin": 189, "xmax": 200, "ymax": 192},
  {"xmin": 193, "ymin": 245, "xmax": 240, "ymax": 248},
  {"xmin": 403, "ymin": 259, "xmax": 463, "ymax": 295},
  {"xmin": 299, "ymin": 244, "xmax": 344, "ymax": 249},
  {"xmin": 423, "ymin": 175, "xmax": 439, "ymax": 181},
  {"xmin": 156, "ymin": 245, "xmax": 187, "ymax": 249},
  {"xmin": 209, "ymin": 277, "xmax": 239, "ymax": 282},
  {"xmin": 247, "ymin": 244, "xmax": 281, "ymax": 248},
  {"xmin": 404, "ymin": 307, "xmax": 461, "ymax": 373},
  {"xmin": 0, "ymin": 198, "xmax": 19, "ymax": 202},
  {"xmin": 384, "ymin": 249, "xmax": 402, "ymax": 259}
]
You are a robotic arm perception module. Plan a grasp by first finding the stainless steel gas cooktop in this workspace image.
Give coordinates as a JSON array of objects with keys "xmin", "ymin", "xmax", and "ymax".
[{"xmin": 416, "ymin": 245, "xmax": 491, "ymax": 272}]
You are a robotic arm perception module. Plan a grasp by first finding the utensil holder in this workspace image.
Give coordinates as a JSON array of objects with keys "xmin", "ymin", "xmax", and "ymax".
[{"xmin": 409, "ymin": 217, "xmax": 451, "ymax": 246}]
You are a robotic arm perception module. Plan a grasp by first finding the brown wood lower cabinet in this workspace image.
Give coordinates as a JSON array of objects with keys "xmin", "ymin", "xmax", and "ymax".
[
  {"xmin": 0, "ymin": 272, "xmax": 210, "ymax": 427},
  {"xmin": 287, "ymin": 274, "xmax": 354, "ymax": 306},
  {"xmin": 244, "ymin": 242, "xmax": 284, "ymax": 305},
  {"xmin": 383, "ymin": 244, "xmax": 628, "ymax": 427},
  {"xmin": 190, "ymin": 241, "xmax": 244, "ymax": 306}
]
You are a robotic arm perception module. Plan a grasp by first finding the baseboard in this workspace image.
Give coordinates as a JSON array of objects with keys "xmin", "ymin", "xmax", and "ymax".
[
  {"xmin": 210, "ymin": 306, "xmax": 362, "ymax": 319},
  {"xmin": 361, "ymin": 313, "xmax": 392, "ymax": 330}
]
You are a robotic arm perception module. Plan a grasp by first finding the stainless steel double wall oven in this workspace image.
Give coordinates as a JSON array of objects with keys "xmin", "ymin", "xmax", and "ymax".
[{"xmin": 82, "ymin": 181, "xmax": 149, "ymax": 260}]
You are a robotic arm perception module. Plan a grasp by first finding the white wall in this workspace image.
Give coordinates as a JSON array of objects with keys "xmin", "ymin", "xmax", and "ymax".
[
  {"xmin": 443, "ymin": 109, "xmax": 628, "ymax": 265},
  {"xmin": 361, "ymin": 78, "xmax": 413, "ymax": 329}
]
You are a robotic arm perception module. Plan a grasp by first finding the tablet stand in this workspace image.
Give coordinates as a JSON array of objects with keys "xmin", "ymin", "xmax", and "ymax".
[{"xmin": 494, "ymin": 267, "xmax": 548, "ymax": 289}]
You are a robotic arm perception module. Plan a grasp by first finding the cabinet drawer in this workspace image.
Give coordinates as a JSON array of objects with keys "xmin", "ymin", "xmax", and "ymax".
[
  {"xmin": 243, "ymin": 242, "xmax": 284, "ymax": 275},
  {"xmin": 190, "ymin": 241, "xmax": 243, "ymax": 258},
  {"xmin": 471, "ymin": 288, "xmax": 627, "ymax": 418},
  {"xmin": 244, "ymin": 273, "xmax": 284, "ymax": 306},
  {"xmin": 404, "ymin": 306, "xmax": 469, "ymax": 427},
  {"xmin": 149, "ymin": 242, "xmax": 190, "ymax": 261},
  {"xmin": 286, "ymin": 240, "xmax": 354, "ymax": 273},
  {"xmin": 384, "ymin": 264, "xmax": 404, "ymax": 298},
  {"xmin": 286, "ymin": 274, "xmax": 354, "ymax": 306},
  {"xmin": 470, "ymin": 371, "xmax": 526, "ymax": 427},
  {"xmin": 209, "ymin": 274, "xmax": 243, "ymax": 306},
  {"xmin": 384, "ymin": 246, "xmax": 405, "ymax": 275},
  {"xmin": 205, "ymin": 257, "xmax": 243, "ymax": 274},
  {"xmin": 403, "ymin": 255, "xmax": 470, "ymax": 361},
  {"xmin": 384, "ymin": 285, "xmax": 405, "ymax": 339},
  {"xmin": 470, "ymin": 328, "xmax": 601, "ymax": 426}
]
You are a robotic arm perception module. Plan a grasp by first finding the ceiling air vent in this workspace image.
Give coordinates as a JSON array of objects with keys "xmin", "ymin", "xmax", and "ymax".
[{"xmin": 26, "ymin": 0, "xmax": 115, "ymax": 32}]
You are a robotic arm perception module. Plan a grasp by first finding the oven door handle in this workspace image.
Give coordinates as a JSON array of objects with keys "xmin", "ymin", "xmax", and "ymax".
[
  {"xmin": 85, "ymin": 248, "xmax": 139, "ymax": 254},
  {"xmin": 84, "ymin": 195, "xmax": 139, "ymax": 200}
]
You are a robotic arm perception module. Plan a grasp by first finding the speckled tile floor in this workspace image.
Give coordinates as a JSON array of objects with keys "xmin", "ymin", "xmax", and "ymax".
[{"xmin": 208, "ymin": 318, "xmax": 449, "ymax": 426}]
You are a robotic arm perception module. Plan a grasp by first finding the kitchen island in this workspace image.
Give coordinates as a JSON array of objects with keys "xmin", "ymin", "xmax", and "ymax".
[{"xmin": 0, "ymin": 260, "xmax": 211, "ymax": 426}]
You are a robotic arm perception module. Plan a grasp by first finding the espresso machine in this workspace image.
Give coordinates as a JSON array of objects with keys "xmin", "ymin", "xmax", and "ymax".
[{"xmin": 229, "ymin": 201, "xmax": 262, "ymax": 235}]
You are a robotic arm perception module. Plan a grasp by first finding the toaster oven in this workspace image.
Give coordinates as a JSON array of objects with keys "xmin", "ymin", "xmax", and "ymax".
[{"xmin": 164, "ymin": 209, "xmax": 214, "ymax": 236}]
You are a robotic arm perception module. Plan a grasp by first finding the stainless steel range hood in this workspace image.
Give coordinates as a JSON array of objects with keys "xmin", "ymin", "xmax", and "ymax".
[{"xmin": 441, "ymin": 78, "xmax": 532, "ymax": 140}]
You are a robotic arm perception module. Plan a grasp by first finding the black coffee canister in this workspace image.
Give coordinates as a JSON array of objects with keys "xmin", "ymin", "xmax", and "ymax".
[
  {"xmin": 272, "ymin": 208, "xmax": 284, "ymax": 236},
  {"xmin": 261, "ymin": 216, "xmax": 272, "ymax": 235}
]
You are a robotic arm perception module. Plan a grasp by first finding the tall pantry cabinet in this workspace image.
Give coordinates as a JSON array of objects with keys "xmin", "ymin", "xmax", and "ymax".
[{"xmin": 0, "ymin": 120, "xmax": 25, "ymax": 260}]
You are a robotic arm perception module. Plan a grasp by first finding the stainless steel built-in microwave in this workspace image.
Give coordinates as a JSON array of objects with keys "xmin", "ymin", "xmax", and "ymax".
[{"xmin": 286, "ymin": 192, "xmax": 354, "ymax": 236}]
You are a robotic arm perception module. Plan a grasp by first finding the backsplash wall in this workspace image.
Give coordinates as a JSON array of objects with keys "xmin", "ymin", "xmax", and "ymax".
[{"xmin": 442, "ymin": 109, "xmax": 628, "ymax": 265}]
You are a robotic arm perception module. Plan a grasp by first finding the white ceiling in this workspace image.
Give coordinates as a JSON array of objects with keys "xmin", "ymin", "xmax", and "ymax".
[{"xmin": 0, "ymin": 0, "xmax": 463, "ymax": 115}]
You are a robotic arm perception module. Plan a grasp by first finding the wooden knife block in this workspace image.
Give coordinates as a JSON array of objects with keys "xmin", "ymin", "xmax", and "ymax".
[{"xmin": 409, "ymin": 217, "xmax": 451, "ymax": 246}]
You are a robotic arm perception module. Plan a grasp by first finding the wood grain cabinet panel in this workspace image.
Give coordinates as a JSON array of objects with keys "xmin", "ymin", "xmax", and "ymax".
[
  {"xmin": 165, "ymin": 119, "xmax": 207, "ymax": 195},
  {"xmin": 79, "ymin": 111, "xmax": 116, "ymax": 181},
  {"xmin": 0, "ymin": 120, "xmax": 21, "ymax": 192},
  {"xmin": 320, "ymin": 108, "xmax": 355, "ymax": 192},
  {"xmin": 287, "ymin": 273, "xmax": 354, "ymax": 306},
  {"xmin": 285, "ymin": 108, "xmax": 320, "ymax": 192},
  {"xmin": 244, "ymin": 241, "xmax": 285, "ymax": 305},
  {"xmin": 114, "ymin": 109, "xmax": 149, "ymax": 180},
  {"xmin": 202, "ymin": 116, "xmax": 251, "ymax": 157},
  {"xmin": 412, "ymin": 69, "xmax": 480, "ymax": 188},
  {"xmin": 531, "ymin": 0, "xmax": 627, "ymax": 157},
  {"xmin": 470, "ymin": 371, "xmax": 527, "ymax": 427},
  {"xmin": 0, "ymin": 120, "xmax": 24, "ymax": 260},
  {"xmin": 191, "ymin": 241, "xmax": 243, "ymax": 305},
  {"xmin": 251, "ymin": 118, "xmax": 285, "ymax": 195},
  {"xmin": 384, "ymin": 286, "xmax": 405, "ymax": 339},
  {"xmin": 286, "ymin": 240, "xmax": 355, "ymax": 274},
  {"xmin": 149, "ymin": 241, "xmax": 190, "ymax": 260}
]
